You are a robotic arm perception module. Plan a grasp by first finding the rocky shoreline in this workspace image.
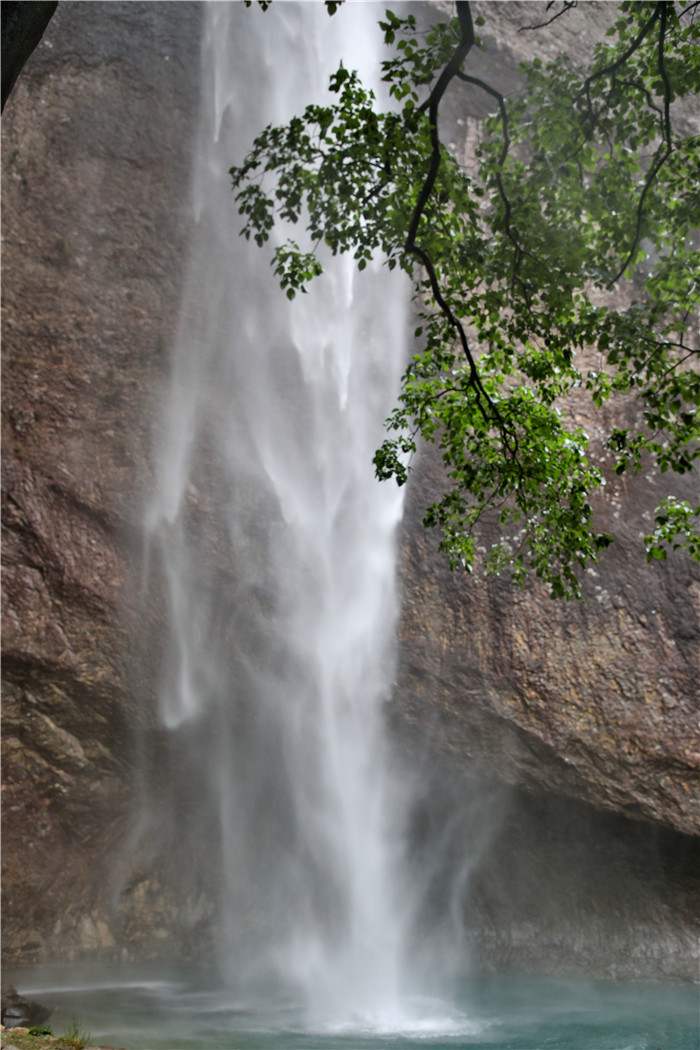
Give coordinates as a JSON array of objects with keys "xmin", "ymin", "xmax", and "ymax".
[
  {"xmin": 0, "ymin": 986, "xmax": 121, "ymax": 1050},
  {"xmin": 0, "ymin": 1031, "xmax": 123, "ymax": 1050}
]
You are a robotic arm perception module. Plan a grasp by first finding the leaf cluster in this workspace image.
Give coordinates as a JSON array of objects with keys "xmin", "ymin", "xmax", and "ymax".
[{"xmin": 232, "ymin": 1, "xmax": 700, "ymax": 597}]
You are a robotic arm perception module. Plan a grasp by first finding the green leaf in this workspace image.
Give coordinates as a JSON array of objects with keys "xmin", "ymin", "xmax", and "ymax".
[{"xmin": 235, "ymin": 0, "xmax": 700, "ymax": 596}]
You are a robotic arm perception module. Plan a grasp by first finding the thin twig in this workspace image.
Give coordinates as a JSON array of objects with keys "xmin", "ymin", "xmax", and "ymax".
[
  {"xmin": 518, "ymin": 1, "xmax": 578, "ymax": 33},
  {"xmin": 583, "ymin": 3, "xmax": 662, "ymax": 120},
  {"xmin": 608, "ymin": 3, "xmax": 673, "ymax": 286},
  {"xmin": 403, "ymin": 3, "xmax": 520, "ymax": 457},
  {"xmin": 455, "ymin": 71, "xmax": 527, "ymax": 276}
]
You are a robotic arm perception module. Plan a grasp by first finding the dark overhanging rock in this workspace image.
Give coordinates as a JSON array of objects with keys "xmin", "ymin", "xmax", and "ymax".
[
  {"xmin": 1, "ymin": 0, "xmax": 57, "ymax": 111},
  {"xmin": 1, "ymin": 982, "xmax": 53, "ymax": 1028}
]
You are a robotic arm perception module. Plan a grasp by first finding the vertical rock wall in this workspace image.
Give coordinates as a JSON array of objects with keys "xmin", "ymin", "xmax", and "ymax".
[
  {"xmin": 390, "ymin": 0, "xmax": 700, "ymax": 980},
  {"xmin": 2, "ymin": 0, "xmax": 203, "ymax": 962}
]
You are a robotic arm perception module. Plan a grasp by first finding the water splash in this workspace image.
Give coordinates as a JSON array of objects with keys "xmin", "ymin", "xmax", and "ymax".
[{"xmin": 145, "ymin": 1, "xmax": 414, "ymax": 1023}]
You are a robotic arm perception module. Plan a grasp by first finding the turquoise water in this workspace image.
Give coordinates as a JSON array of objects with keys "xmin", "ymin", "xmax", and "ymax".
[{"xmin": 7, "ymin": 966, "xmax": 698, "ymax": 1049}]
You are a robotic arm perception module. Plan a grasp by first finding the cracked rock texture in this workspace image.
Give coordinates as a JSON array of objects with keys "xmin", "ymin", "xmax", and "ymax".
[
  {"xmin": 2, "ymin": 0, "xmax": 203, "ymax": 965},
  {"xmin": 2, "ymin": 1, "xmax": 698, "ymax": 979}
]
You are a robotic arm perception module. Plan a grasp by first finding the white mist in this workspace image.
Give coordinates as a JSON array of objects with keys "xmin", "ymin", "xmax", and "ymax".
[{"xmin": 146, "ymin": 1, "xmax": 415, "ymax": 1026}]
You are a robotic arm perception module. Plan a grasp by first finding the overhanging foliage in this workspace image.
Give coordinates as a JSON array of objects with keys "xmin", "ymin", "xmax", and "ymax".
[{"xmin": 232, "ymin": 0, "xmax": 699, "ymax": 598}]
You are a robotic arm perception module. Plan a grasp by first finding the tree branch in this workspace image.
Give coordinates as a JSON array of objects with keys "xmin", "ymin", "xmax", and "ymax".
[
  {"xmin": 583, "ymin": 3, "xmax": 662, "ymax": 118},
  {"xmin": 518, "ymin": 1, "xmax": 578, "ymax": 33},
  {"xmin": 403, "ymin": 2, "xmax": 517, "ymax": 451},
  {"xmin": 608, "ymin": 2, "xmax": 673, "ymax": 286},
  {"xmin": 455, "ymin": 70, "xmax": 527, "ymax": 282}
]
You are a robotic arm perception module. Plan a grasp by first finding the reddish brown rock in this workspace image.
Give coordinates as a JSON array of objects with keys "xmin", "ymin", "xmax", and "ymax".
[
  {"xmin": 2, "ymin": 0, "xmax": 202, "ymax": 965},
  {"xmin": 394, "ymin": 448, "xmax": 700, "ymax": 837}
]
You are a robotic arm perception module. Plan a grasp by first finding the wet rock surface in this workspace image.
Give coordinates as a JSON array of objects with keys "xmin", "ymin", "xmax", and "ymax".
[
  {"xmin": 1, "ymin": 985, "xmax": 52, "ymax": 1030},
  {"xmin": 1, "ymin": 0, "xmax": 205, "ymax": 964},
  {"xmin": 2, "ymin": 1, "xmax": 698, "ymax": 979},
  {"xmin": 394, "ymin": 446, "xmax": 700, "ymax": 838},
  {"xmin": 392, "ymin": 1, "xmax": 700, "ymax": 843},
  {"xmin": 467, "ymin": 783, "xmax": 700, "ymax": 981}
]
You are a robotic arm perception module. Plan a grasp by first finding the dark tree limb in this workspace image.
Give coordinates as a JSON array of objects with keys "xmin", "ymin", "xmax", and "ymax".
[
  {"xmin": 403, "ymin": 2, "xmax": 516, "ymax": 446},
  {"xmin": 2, "ymin": 0, "xmax": 57, "ymax": 112},
  {"xmin": 583, "ymin": 2, "xmax": 662, "ymax": 117},
  {"xmin": 409, "ymin": 1, "xmax": 475, "ymax": 243}
]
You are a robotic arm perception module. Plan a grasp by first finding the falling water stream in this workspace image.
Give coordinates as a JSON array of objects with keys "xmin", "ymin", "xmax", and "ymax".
[{"xmin": 144, "ymin": 0, "xmax": 415, "ymax": 1028}]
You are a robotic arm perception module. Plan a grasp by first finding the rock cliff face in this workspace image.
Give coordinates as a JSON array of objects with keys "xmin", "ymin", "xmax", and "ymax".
[
  {"xmin": 2, "ymin": 1, "xmax": 698, "ymax": 979},
  {"xmin": 1, "ymin": 0, "xmax": 203, "ymax": 963},
  {"xmin": 396, "ymin": 454, "xmax": 700, "ymax": 832}
]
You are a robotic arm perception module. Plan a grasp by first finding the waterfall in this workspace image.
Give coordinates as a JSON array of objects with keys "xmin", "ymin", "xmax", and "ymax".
[{"xmin": 145, "ymin": 1, "xmax": 414, "ymax": 1023}]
